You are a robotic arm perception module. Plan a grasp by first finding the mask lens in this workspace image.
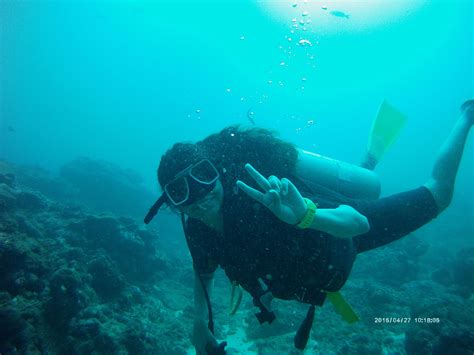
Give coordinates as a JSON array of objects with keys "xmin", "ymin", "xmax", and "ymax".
[
  {"xmin": 165, "ymin": 177, "xmax": 189, "ymax": 205},
  {"xmin": 190, "ymin": 160, "xmax": 219, "ymax": 184}
]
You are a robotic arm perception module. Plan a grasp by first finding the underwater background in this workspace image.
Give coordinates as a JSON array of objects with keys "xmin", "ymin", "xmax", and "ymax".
[{"xmin": 1, "ymin": 0, "xmax": 473, "ymax": 353}]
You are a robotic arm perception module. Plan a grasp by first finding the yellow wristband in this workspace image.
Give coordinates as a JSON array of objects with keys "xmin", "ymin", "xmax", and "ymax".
[{"xmin": 296, "ymin": 198, "xmax": 318, "ymax": 229}]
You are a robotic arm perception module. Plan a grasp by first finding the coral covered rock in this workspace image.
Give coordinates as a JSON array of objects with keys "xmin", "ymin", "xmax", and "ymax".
[
  {"xmin": 0, "ymin": 160, "xmax": 16, "ymax": 187},
  {"xmin": 452, "ymin": 247, "xmax": 474, "ymax": 295},
  {"xmin": 0, "ymin": 304, "xmax": 29, "ymax": 353},
  {"xmin": 60, "ymin": 157, "xmax": 153, "ymax": 218},
  {"xmin": 432, "ymin": 328, "xmax": 474, "ymax": 355},
  {"xmin": 88, "ymin": 255, "xmax": 126, "ymax": 300},
  {"xmin": 45, "ymin": 268, "xmax": 91, "ymax": 328},
  {"xmin": 0, "ymin": 183, "xmax": 17, "ymax": 211},
  {"xmin": 16, "ymin": 191, "xmax": 47, "ymax": 211}
]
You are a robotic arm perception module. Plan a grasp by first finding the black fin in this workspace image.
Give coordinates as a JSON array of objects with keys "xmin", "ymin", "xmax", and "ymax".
[{"xmin": 294, "ymin": 305, "xmax": 316, "ymax": 350}]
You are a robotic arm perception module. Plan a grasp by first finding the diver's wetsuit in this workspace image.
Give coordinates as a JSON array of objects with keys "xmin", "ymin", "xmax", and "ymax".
[
  {"xmin": 186, "ymin": 180, "xmax": 439, "ymax": 307},
  {"xmin": 352, "ymin": 186, "xmax": 438, "ymax": 253}
]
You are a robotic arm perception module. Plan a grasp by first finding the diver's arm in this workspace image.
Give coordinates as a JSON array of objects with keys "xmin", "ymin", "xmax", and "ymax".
[
  {"xmin": 192, "ymin": 271, "xmax": 219, "ymax": 354},
  {"xmin": 308, "ymin": 204, "xmax": 370, "ymax": 238},
  {"xmin": 237, "ymin": 163, "xmax": 370, "ymax": 238},
  {"xmin": 194, "ymin": 271, "xmax": 214, "ymax": 321}
]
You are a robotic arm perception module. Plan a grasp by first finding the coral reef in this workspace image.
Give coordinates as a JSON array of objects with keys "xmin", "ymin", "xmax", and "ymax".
[
  {"xmin": 59, "ymin": 157, "xmax": 153, "ymax": 218},
  {"xmin": 1, "ymin": 159, "xmax": 473, "ymax": 354},
  {"xmin": 0, "ymin": 160, "xmax": 187, "ymax": 353}
]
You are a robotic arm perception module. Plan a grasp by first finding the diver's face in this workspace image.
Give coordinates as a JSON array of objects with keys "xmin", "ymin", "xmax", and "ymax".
[{"xmin": 180, "ymin": 180, "xmax": 224, "ymax": 220}]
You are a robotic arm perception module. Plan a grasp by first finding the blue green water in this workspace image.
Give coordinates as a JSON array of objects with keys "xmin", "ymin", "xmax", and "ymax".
[
  {"xmin": 2, "ymin": 0, "xmax": 472, "ymax": 236},
  {"xmin": 1, "ymin": 1, "xmax": 473, "ymax": 353}
]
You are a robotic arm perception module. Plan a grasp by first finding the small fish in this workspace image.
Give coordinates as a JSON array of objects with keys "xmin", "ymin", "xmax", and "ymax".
[
  {"xmin": 247, "ymin": 108, "xmax": 255, "ymax": 125},
  {"xmin": 7, "ymin": 126, "xmax": 15, "ymax": 132},
  {"xmin": 330, "ymin": 10, "xmax": 350, "ymax": 19},
  {"xmin": 305, "ymin": 119, "xmax": 315, "ymax": 128}
]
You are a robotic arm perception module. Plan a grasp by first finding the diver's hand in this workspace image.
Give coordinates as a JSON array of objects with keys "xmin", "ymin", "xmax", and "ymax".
[
  {"xmin": 237, "ymin": 163, "xmax": 307, "ymax": 225},
  {"xmin": 192, "ymin": 320, "xmax": 218, "ymax": 355}
]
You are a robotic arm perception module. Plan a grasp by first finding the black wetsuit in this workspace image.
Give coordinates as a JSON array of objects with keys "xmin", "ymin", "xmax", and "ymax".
[{"xmin": 186, "ymin": 174, "xmax": 439, "ymax": 307}]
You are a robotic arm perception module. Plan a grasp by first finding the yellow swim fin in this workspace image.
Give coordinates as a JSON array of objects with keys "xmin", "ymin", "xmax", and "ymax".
[
  {"xmin": 362, "ymin": 100, "xmax": 407, "ymax": 169},
  {"xmin": 326, "ymin": 291, "xmax": 359, "ymax": 324}
]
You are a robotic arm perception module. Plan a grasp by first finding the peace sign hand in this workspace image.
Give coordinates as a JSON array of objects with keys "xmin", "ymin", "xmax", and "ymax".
[{"xmin": 236, "ymin": 163, "xmax": 308, "ymax": 226}]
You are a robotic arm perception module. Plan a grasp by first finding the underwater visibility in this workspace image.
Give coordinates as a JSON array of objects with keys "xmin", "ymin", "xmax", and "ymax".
[{"xmin": 1, "ymin": 0, "xmax": 473, "ymax": 354}]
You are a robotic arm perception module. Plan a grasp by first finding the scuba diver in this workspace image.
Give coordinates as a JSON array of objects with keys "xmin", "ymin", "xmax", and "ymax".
[{"xmin": 144, "ymin": 100, "xmax": 473, "ymax": 354}]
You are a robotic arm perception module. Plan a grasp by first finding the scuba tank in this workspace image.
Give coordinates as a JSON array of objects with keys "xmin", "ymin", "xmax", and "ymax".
[
  {"xmin": 296, "ymin": 149, "xmax": 381, "ymax": 200},
  {"xmin": 295, "ymin": 100, "xmax": 407, "ymax": 201}
]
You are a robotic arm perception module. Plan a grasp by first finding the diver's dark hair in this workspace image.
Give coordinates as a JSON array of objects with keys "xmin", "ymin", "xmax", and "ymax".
[
  {"xmin": 198, "ymin": 125, "xmax": 299, "ymax": 183},
  {"xmin": 156, "ymin": 125, "xmax": 298, "ymax": 195},
  {"xmin": 157, "ymin": 142, "xmax": 209, "ymax": 189},
  {"xmin": 157, "ymin": 125, "xmax": 355, "ymax": 206},
  {"xmin": 157, "ymin": 125, "xmax": 299, "ymax": 187}
]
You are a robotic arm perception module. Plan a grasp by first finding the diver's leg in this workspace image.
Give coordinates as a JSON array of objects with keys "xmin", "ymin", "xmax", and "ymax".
[
  {"xmin": 353, "ymin": 100, "xmax": 473, "ymax": 254},
  {"xmin": 352, "ymin": 187, "xmax": 438, "ymax": 253},
  {"xmin": 423, "ymin": 100, "xmax": 473, "ymax": 213}
]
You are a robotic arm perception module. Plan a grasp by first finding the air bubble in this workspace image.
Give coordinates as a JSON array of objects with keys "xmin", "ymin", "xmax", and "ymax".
[{"xmin": 298, "ymin": 39, "xmax": 312, "ymax": 46}]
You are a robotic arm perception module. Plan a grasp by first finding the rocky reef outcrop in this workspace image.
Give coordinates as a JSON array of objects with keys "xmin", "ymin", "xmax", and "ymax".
[
  {"xmin": 0, "ymin": 160, "xmax": 191, "ymax": 354},
  {"xmin": 1, "ymin": 158, "xmax": 473, "ymax": 354}
]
